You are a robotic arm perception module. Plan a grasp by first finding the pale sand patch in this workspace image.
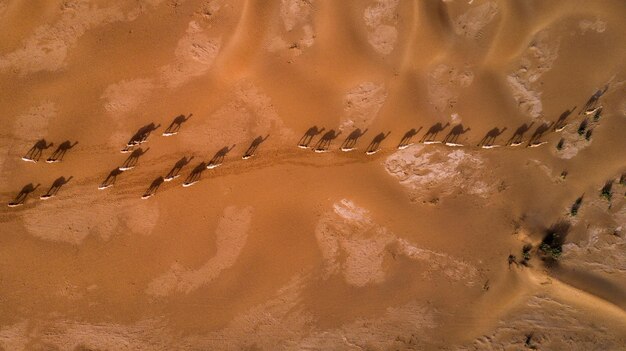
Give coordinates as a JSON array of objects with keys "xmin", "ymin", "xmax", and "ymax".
[
  {"xmin": 316, "ymin": 199, "xmax": 478, "ymax": 287},
  {"xmin": 453, "ymin": 1, "xmax": 499, "ymax": 39},
  {"xmin": 363, "ymin": 0, "xmax": 399, "ymax": 55},
  {"xmin": 0, "ymin": 2, "xmax": 126, "ymax": 75},
  {"xmin": 267, "ymin": 0, "xmax": 315, "ymax": 56},
  {"xmin": 340, "ymin": 82, "xmax": 387, "ymax": 131},
  {"xmin": 160, "ymin": 20, "xmax": 221, "ymax": 88},
  {"xmin": 12, "ymin": 101, "xmax": 57, "ymax": 141},
  {"xmin": 428, "ymin": 64, "xmax": 474, "ymax": 112},
  {"xmin": 146, "ymin": 206, "xmax": 253, "ymax": 296},
  {"xmin": 507, "ymin": 30, "xmax": 560, "ymax": 119},
  {"xmin": 384, "ymin": 144, "xmax": 493, "ymax": 202},
  {"xmin": 579, "ymin": 18, "xmax": 607, "ymax": 34},
  {"xmin": 101, "ymin": 78, "xmax": 156, "ymax": 115},
  {"xmin": 22, "ymin": 185, "xmax": 159, "ymax": 244}
]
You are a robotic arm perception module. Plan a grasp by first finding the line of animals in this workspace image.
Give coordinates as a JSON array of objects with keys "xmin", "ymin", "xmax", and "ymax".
[{"xmin": 5, "ymin": 87, "xmax": 611, "ymax": 206}]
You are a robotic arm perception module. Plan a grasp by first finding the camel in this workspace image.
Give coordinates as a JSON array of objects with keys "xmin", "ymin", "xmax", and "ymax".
[
  {"xmin": 506, "ymin": 122, "xmax": 535, "ymax": 146},
  {"xmin": 183, "ymin": 162, "xmax": 208, "ymax": 187},
  {"xmin": 122, "ymin": 123, "xmax": 161, "ymax": 152},
  {"xmin": 119, "ymin": 147, "xmax": 149, "ymax": 171},
  {"xmin": 243, "ymin": 135, "xmax": 269, "ymax": 159},
  {"xmin": 365, "ymin": 131, "xmax": 390, "ymax": 155},
  {"xmin": 22, "ymin": 139, "xmax": 53, "ymax": 162},
  {"xmin": 207, "ymin": 145, "xmax": 236, "ymax": 169},
  {"xmin": 340, "ymin": 128, "xmax": 368, "ymax": 151},
  {"xmin": 40, "ymin": 176, "xmax": 73, "ymax": 199},
  {"xmin": 553, "ymin": 107, "xmax": 575, "ymax": 132},
  {"xmin": 527, "ymin": 122, "xmax": 554, "ymax": 147},
  {"xmin": 298, "ymin": 126, "xmax": 325, "ymax": 148},
  {"xmin": 46, "ymin": 140, "xmax": 78, "ymax": 163},
  {"xmin": 314, "ymin": 130, "xmax": 342, "ymax": 152},
  {"xmin": 8, "ymin": 183, "xmax": 40, "ymax": 207},
  {"xmin": 165, "ymin": 156, "xmax": 194, "ymax": 181},
  {"xmin": 478, "ymin": 127, "xmax": 507, "ymax": 147},
  {"xmin": 99, "ymin": 168, "xmax": 124, "ymax": 190},
  {"xmin": 420, "ymin": 122, "xmax": 450, "ymax": 143},
  {"xmin": 163, "ymin": 113, "xmax": 192, "ymax": 136},
  {"xmin": 398, "ymin": 127, "xmax": 422, "ymax": 149},
  {"xmin": 142, "ymin": 176, "xmax": 165, "ymax": 199},
  {"xmin": 443, "ymin": 124, "xmax": 470, "ymax": 145}
]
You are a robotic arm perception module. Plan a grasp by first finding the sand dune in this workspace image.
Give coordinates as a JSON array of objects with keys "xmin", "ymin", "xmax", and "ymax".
[{"xmin": 1, "ymin": 0, "xmax": 626, "ymax": 350}]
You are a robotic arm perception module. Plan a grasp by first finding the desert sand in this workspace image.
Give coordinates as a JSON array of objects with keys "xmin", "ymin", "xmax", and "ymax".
[{"xmin": 1, "ymin": 0, "xmax": 626, "ymax": 350}]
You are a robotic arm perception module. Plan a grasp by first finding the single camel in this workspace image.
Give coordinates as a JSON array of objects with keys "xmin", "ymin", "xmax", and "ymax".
[
  {"xmin": 314, "ymin": 130, "xmax": 341, "ymax": 152},
  {"xmin": 119, "ymin": 147, "xmax": 149, "ymax": 171},
  {"xmin": 443, "ymin": 124, "xmax": 470, "ymax": 145},
  {"xmin": 46, "ymin": 140, "xmax": 78, "ymax": 163},
  {"xmin": 243, "ymin": 135, "xmax": 269, "ymax": 159},
  {"xmin": 22, "ymin": 139, "xmax": 53, "ymax": 162},
  {"xmin": 208, "ymin": 145, "xmax": 236, "ymax": 168},
  {"xmin": 478, "ymin": 127, "xmax": 507, "ymax": 147},
  {"xmin": 420, "ymin": 122, "xmax": 450, "ymax": 143},
  {"xmin": 506, "ymin": 122, "xmax": 535, "ymax": 146},
  {"xmin": 183, "ymin": 162, "xmax": 208, "ymax": 187},
  {"xmin": 163, "ymin": 113, "xmax": 192, "ymax": 136},
  {"xmin": 398, "ymin": 127, "xmax": 422, "ymax": 149},
  {"xmin": 341, "ymin": 128, "xmax": 368, "ymax": 151},
  {"xmin": 40, "ymin": 176, "xmax": 73, "ymax": 199},
  {"xmin": 365, "ymin": 131, "xmax": 390, "ymax": 155},
  {"xmin": 8, "ymin": 183, "xmax": 40, "ymax": 207},
  {"xmin": 99, "ymin": 168, "xmax": 123, "ymax": 190},
  {"xmin": 298, "ymin": 126, "xmax": 325, "ymax": 148},
  {"xmin": 527, "ymin": 122, "xmax": 554, "ymax": 147},
  {"xmin": 165, "ymin": 156, "xmax": 194, "ymax": 181},
  {"xmin": 142, "ymin": 176, "xmax": 165, "ymax": 199}
]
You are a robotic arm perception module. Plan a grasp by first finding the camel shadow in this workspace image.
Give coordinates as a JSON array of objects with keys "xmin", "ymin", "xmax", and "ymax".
[
  {"xmin": 420, "ymin": 122, "xmax": 450, "ymax": 143},
  {"xmin": 40, "ymin": 176, "xmax": 73, "ymax": 199},
  {"xmin": 183, "ymin": 162, "xmax": 208, "ymax": 187},
  {"xmin": 398, "ymin": 127, "xmax": 422, "ymax": 149},
  {"xmin": 165, "ymin": 156, "xmax": 194, "ymax": 181},
  {"xmin": 8, "ymin": 183, "xmax": 40, "ymax": 207},
  {"xmin": 478, "ymin": 127, "xmax": 507, "ymax": 147},
  {"xmin": 46, "ymin": 140, "xmax": 78, "ymax": 163},
  {"xmin": 506, "ymin": 122, "xmax": 535, "ymax": 146},
  {"xmin": 122, "ymin": 122, "xmax": 160, "ymax": 152},
  {"xmin": 366, "ymin": 131, "xmax": 390, "ymax": 155},
  {"xmin": 243, "ymin": 135, "xmax": 269, "ymax": 159},
  {"xmin": 99, "ymin": 168, "xmax": 123, "ymax": 190},
  {"xmin": 163, "ymin": 113, "xmax": 192, "ymax": 136},
  {"xmin": 581, "ymin": 85, "xmax": 608, "ymax": 113},
  {"xmin": 527, "ymin": 122, "xmax": 554, "ymax": 147},
  {"xmin": 22, "ymin": 139, "xmax": 53, "ymax": 162},
  {"xmin": 314, "ymin": 130, "xmax": 341, "ymax": 152},
  {"xmin": 120, "ymin": 147, "xmax": 149, "ymax": 171},
  {"xmin": 443, "ymin": 124, "xmax": 470, "ymax": 145},
  {"xmin": 208, "ymin": 145, "xmax": 235, "ymax": 169},
  {"xmin": 553, "ymin": 107, "xmax": 576, "ymax": 132},
  {"xmin": 341, "ymin": 128, "xmax": 368, "ymax": 151},
  {"xmin": 142, "ymin": 176, "xmax": 165, "ymax": 199},
  {"xmin": 298, "ymin": 126, "xmax": 325, "ymax": 148}
]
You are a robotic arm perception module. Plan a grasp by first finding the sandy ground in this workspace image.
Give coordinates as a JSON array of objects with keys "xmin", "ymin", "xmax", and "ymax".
[{"xmin": 1, "ymin": 0, "xmax": 626, "ymax": 350}]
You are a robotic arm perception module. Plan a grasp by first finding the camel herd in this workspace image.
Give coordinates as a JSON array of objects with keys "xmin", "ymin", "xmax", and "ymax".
[{"xmin": 6, "ymin": 87, "xmax": 610, "ymax": 206}]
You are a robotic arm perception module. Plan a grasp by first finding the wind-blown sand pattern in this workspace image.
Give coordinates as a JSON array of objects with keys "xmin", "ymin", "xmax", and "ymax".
[
  {"xmin": 147, "ymin": 206, "xmax": 252, "ymax": 296},
  {"xmin": 1, "ymin": 1, "xmax": 626, "ymax": 350}
]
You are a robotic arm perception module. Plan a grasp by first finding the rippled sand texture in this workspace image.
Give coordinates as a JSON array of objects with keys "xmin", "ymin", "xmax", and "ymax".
[{"xmin": 1, "ymin": 0, "xmax": 626, "ymax": 350}]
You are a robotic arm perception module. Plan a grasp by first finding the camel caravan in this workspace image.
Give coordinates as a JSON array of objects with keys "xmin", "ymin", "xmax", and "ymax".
[{"xmin": 8, "ymin": 86, "xmax": 611, "ymax": 205}]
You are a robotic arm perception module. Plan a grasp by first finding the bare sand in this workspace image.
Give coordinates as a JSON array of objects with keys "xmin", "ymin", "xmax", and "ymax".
[{"xmin": 1, "ymin": 0, "xmax": 626, "ymax": 350}]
